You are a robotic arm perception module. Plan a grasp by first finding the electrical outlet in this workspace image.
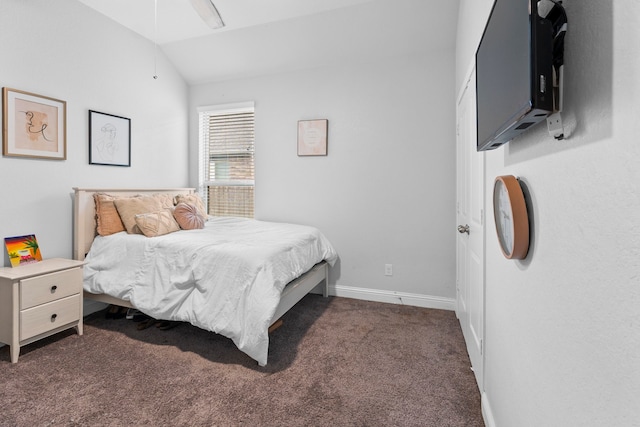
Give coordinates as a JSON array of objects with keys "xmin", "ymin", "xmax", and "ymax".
[{"xmin": 384, "ymin": 264, "xmax": 393, "ymax": 276}]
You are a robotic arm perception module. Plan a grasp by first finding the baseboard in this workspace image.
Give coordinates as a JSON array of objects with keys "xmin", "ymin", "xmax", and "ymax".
[
  {"xmin": 81, "ymin": 287, "xmax": 455, "ymax": 316},
  {"xmin": 329, "ymin": 284, "xmax": 456, "ymax": 311},
  {"xmin": 481, "ymin": 392, "xmax": 497, "ymax": 427}
]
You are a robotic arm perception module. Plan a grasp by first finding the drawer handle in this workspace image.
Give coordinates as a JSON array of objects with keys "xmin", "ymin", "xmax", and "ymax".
[
  {"xmin": 50, "ymin": 285, "xmax": 58, "ymax": 293},
  {"xmin": 51, "ymin": 314, "xmax": 58, "ymax": 322}
]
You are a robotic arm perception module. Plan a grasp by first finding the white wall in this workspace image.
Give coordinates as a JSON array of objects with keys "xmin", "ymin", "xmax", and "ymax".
[
  {"xmin": 0, "ymin": 0, "xmax": 189, "ymax": 264},
  {"xmin": 190, "ymin": 51, "xmax": 458, "ymax": 308},
  {"xmin": 455, "ymin": 0, "xmax": 494, "ymax": 90},
  {"xmin": 457, "ymin": 0, "xmax": 640, "ymax": 425}
]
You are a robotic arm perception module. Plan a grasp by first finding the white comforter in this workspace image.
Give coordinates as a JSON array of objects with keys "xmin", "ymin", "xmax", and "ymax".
[{"xmin": 83, "ymin": 217, "xmax": 337, "ymax": 365}]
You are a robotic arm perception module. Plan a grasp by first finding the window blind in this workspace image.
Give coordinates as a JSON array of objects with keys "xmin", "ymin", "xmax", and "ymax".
[{"xmin": 198, "ymin": 102, "xmax": 255, "ymax": 218}]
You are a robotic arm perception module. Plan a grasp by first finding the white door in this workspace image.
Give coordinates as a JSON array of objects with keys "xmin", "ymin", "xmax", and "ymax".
[{"xmin": 456, "ymin": 69, "xmax": 485, "ymax": 391}]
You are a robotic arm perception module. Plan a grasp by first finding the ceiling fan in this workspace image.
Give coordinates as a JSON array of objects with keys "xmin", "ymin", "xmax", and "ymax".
[
  {"xmin": 189, "ymin": 0, "xmax": 225, "ymax": 29},
  {"xmin": 152, "ymin": 0, "xmax": 223, "ymax": 79}
]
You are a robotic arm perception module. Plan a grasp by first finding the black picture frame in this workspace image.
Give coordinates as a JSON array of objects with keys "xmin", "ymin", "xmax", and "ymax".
[{"xmin": 89, "ymin": 110, "xmax": 131, "ymax": 166}]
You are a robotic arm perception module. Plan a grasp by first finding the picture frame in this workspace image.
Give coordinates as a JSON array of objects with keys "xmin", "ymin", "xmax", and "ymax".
[
  {"xmin": 2, "ymin": 87, "xmax": 67, "ymax": 160},
  {"xmin": 297, "ymin": 119, "xmax": 328, "ymax": 156},
  {"xmin": 4, "ymin": 234, "xmax": 42, "ymax": 267},
  {"xmin": 89, "ymin": 110, "xmax": 131, "ymax": 167}
]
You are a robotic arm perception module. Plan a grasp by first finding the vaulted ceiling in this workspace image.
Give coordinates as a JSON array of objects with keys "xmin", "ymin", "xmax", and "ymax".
[{"xmin": 78, "ymin": 0, "xmax": 459, "ymax": 85}]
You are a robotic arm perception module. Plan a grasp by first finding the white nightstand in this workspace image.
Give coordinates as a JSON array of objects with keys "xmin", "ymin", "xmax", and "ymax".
[{"xmin": 0, "ymin": 258, "xmax": 85, "ymax": 363}]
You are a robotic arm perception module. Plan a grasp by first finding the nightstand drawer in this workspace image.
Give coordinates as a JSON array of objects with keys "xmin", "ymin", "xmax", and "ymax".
[
  {"xmin": 20, "ymin": 268, "xmax": 82, "ymax": 309},
  {"xmin": 20, "ymin": 294, "xmax": 81, "ymax": 341}
]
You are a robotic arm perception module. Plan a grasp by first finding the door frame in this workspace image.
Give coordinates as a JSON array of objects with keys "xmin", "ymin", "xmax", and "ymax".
[{"xmin": 455, "ymin": 63, "xmax": 486, "ymax": 392}]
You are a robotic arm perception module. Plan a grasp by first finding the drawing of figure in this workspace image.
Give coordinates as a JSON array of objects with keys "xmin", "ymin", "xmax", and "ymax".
[
  {"xmin": 14, "ymin": 98, "xmax": 59, "ymax": 152},
  {"xmin": 96, "ymin": 123, "xmax": 119, "ymax": 161},
  {"xmin": 23, "ymin": 110, "xmax": 51, "ymax": 142}
]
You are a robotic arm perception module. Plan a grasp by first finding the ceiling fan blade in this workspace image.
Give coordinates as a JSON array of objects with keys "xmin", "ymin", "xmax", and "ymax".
[{"xmin": 189, "ymin": 0, "xmax": 225, "ymax": 29}]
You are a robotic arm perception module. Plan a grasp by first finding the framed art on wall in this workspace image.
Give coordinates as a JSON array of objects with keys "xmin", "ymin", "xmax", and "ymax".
[
  {"xmin": 2, "ymin": 87, "xmax": 67, "ymax": 160},
  {"xmin": 298, "ymin": 119, "xmax": 328, "ymax": 156},
  {"xmin": 89, "ymin": 110, "xmax": 131, "ymax": 166}
]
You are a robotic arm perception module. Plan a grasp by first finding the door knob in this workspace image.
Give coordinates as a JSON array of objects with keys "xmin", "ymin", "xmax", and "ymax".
[{"xmin": 457, "ymin": 224, "xmax": 470, "ymax": 234}]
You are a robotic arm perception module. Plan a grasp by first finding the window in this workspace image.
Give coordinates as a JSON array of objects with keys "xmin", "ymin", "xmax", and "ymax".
[{"xmin": 198, "ymin": 102, "xmax": 255, "ymax": 218}]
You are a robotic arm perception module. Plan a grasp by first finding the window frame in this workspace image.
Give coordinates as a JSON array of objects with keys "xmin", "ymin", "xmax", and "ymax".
[{"xmin": 197, "ymin": 101, "xmax": 255, "ymax": 218}]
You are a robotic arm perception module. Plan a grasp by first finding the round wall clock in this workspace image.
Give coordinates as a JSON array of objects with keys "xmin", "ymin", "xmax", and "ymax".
[{"xmin": 493, "ymin": 175, "xmax": 530, "ymax": 260}]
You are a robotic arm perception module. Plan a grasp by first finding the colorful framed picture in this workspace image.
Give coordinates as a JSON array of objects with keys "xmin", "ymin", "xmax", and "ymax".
[
  {"xmin": 4, "ymin": 235, "xmax": 42, "ymax": 267},
  {"xmin": 89, "ymin": 110, "xmax": 131, "ymax": 167},
  {"xmin": 297, "ymin": 119, "xmax": 328, "ymax": 156},
  {"xmin": 2, "ymin": 87, "xmax": 67, "ymax": 160}
]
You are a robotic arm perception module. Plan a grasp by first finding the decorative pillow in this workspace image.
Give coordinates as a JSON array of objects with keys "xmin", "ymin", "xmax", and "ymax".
[
  {"xmin": 174, "ymin": 193, "xmax": 208, "ymax": 218},
  {"xmin": 173, "ymin": 202, "xmax": 206, "ymax": 230},
  {"xmin": 94, "ymin": 193, "xmax": 126, "ymax": 236},
  {"xmin": 114, "ymin": 195, "xmax": 167, "ymax": 234},
  {"xmin": 153, "ymin": 193, "xmax": 176, "ymax": 211},
  {"xmin": 134, "ymin": 211, "xmax": 181, "ymax": 237}
]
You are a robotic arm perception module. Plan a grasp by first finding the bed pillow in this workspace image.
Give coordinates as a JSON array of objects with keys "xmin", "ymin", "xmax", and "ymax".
[
  {"xmin": 94, "ymin": 193, "xmax": 126, "ymax": 236},
  {"xmin": 114, "ymin": 195, "xmax": 167, "ymax": 234},
  {"xmin": 153, "ymin": 193, "xmax": 176, "ymax": 211},
  {"xmin": 174, "ymin": 193, "xmax": 208, "ymax": 218},
  {"xmin": 173, "ymin": 202, "xmax": 206, "ymax": 230},
  {"xmin": 134, "ymin": 211, "xmax": 181, "ymax": 237}
]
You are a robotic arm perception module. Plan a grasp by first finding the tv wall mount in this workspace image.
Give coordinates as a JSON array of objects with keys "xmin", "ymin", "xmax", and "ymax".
[{"xmin": 541, "ymin": 0, "xmax": 568, "ymax": 140}]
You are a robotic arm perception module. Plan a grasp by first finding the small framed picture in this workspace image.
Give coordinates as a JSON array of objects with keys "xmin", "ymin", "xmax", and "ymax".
[
  {"xmin": 89, "ymin": 110, "xmax": 131, "ymax": 166},
  {"xmin": 298, "ymin": 119, "xmax": 328, "ymax": 156},
  {"xmin": 2, "ymin": 87, "xmax": 67, "ymax": 160},
  {"xmin": 4, "ymin": 234, "xmax": 42, "ymax": 267}
]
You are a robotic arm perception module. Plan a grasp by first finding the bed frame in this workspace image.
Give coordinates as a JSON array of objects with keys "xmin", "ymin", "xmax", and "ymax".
[{"xmin": 72, "ymin": 188, "xmax": 329, "ymax": 327}]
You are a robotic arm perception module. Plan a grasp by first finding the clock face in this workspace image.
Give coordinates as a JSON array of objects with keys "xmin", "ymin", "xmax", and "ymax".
[{"xmin": 493, "ymin": 175, "xmax": 530, "ymax": 259}]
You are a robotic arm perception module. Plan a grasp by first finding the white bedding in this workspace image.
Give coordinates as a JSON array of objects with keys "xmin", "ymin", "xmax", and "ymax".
[{"xmin": 83, "ymin": 217, "xmax": 337, "ymax": 365}]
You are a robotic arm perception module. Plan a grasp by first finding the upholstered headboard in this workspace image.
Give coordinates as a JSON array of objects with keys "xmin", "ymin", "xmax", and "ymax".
[{"xmin": 72, "ymin": 187, "xmax": 195, "ymax": 261}]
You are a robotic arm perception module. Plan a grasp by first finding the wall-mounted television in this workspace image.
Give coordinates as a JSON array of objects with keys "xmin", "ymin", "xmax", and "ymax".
[{"xmin": 476, "ymin": 0, "xmax": 566, "ymax": 151}]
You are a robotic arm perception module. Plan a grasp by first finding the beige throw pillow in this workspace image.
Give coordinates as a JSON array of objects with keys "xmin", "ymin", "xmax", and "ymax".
[
  {"xmin": 134, "ymin": 211, "xmax": 181, "ymax": 237},
  {"xmin": 114, "ymin": 195, "xmax": 166, "ymax": 234},
  {"xmin": 153, "ymin": 193, "xmax": 176, "ymax": 211},
  {"xmin": 94, "ymin": 193, "xmax": 126, "ymax": 236}
]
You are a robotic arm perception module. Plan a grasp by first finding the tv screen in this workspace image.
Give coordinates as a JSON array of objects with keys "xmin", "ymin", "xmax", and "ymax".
[{"xmin": 476, "ymin": 0, "xmax": 555, "ymax": 151}]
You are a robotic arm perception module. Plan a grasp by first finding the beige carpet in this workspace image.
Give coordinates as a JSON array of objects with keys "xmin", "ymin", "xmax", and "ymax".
[{"xmin": 0, "ymin": 295, "xmax": 483, "ymax": 426}]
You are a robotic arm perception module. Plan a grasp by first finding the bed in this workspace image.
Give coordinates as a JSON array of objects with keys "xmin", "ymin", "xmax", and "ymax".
[{"xmin": 72, "ymin": 187, "xmax": 337, "ymax": 366}]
